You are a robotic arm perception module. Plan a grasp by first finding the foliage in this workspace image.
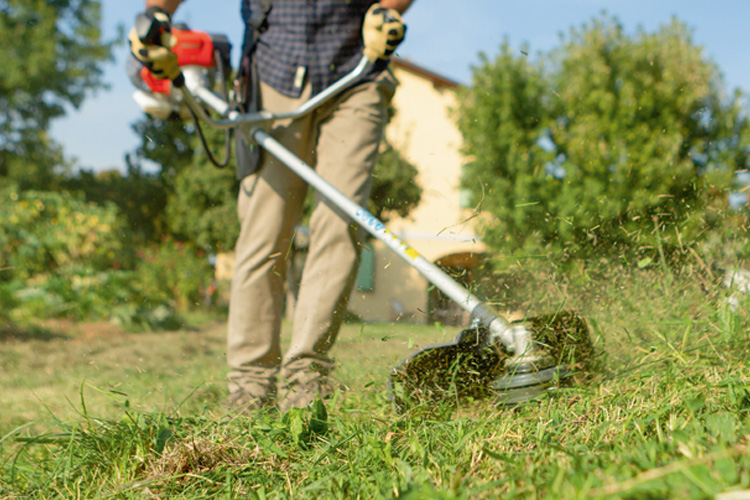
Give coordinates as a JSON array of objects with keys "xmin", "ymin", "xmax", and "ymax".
[
  {"xmin": 457, "ymin": 16, "xmax": 750, "ymax": 266},
  {"xmin": 130, "ymin": 114, "xmax": 196, "ymax": 187},
  {"xmin": 133, "ymin": 239, "xmax": 216, "ymax": 314},
  {"xmin": 0, "ymin": 183, "xmax": 133, "ymax": 322},
  {"xmin": 0, "ymin": 277, "xmax": 17, "ymax": 323},
  {"xmin": 0, "ymin": 183, "xmax": 133, "ymax": 283},
  {"xmin": 62, "ymin": 161, "xmax": 169, "ymax": 244},
  {"xmin": 128, "ymin": 93, "xmax": 241, "ymax": 250},
  {"xmin": 128, "ymin": 78, "xmax": 237, "ymax": 249},
  {"xmin": 0, "ymin": 0, "xmax": 113, "ymax": 189},
  {"xmin": 163, "ymin": 123, "xmax": 240, "ymax": 252},
  {"xmin": 166, "ymin": 160, "xmax": 240, "ymax": 252},
  {"xmin": 0, "ymin": 183, "xmax": 215, "ymax": 327},
  {"xmin": 369, "ymin": 141, "xmax": 423, "ymax": 222}
]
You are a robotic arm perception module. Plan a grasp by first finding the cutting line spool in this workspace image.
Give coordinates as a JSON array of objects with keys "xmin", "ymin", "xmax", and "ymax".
[
  {"xmin": 388, "ymin": 312, "xmax": 595, "ymax": 411},
  {"xmin": 490, "ymin": 366, "xmax": 571, "ymax": 405}
]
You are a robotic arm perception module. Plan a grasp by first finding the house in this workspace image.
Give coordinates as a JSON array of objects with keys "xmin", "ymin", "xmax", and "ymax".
[{"xmin": 346, "ymin": 58, "xmax": 487, "ymax": 326}]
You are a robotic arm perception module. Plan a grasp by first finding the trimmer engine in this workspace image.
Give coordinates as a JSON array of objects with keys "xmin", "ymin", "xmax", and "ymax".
[{"xmin": 130, "ymin": 27, "xmax": 231, "ymax": 119}]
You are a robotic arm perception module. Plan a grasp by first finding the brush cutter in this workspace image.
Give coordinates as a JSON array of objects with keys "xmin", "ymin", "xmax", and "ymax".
[{"xmin": 130, "ymin": 16, "xmax": 594, "ymax": 408}]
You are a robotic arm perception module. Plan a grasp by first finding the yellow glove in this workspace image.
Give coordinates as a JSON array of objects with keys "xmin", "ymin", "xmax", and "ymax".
[
  {"xmin": 362, "ymin": 3, "xmax": 406, "ymax": 62},
  {"xmin": 128, "ymin": 7, "xmax": 180, "ymax": 82}
]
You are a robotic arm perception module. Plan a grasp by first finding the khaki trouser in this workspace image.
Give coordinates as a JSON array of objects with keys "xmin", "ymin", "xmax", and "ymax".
[{"xmin": 227, "ymin": 72, "xmax": 396, "ymax": 396}]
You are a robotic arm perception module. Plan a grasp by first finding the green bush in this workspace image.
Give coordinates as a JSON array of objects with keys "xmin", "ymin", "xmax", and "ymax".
[
  {"xmin": 0, "ymin": 184, "xmax": 216, "ymax": 327},
  {"xmin": 0, "ymin": 280, "xmax": 19, "ymax": 323},
  {"xmin": 165, "ymin": 161, "xmax": 240, "ymax": 253},
  {"xmin": 0, "ymin": 184, "xmax": 135, "ymax": 322},
  {"xmin": 133, "ymin": 239, "xmax": 216, "ymax": 313},
  {"xmin": 62, "ymin": 164, "xmax": 169, "ymax": 244},
  {"xmin": 457, "ymin": 16, "xmax": 750, "ymax": 266},
  {"xmin": 368, "ymin": 143, "xmax": 423, "ymax": 222},
  {"xmin": 0, "ymin": 184, "xmax": 133, "ymax": 282}
]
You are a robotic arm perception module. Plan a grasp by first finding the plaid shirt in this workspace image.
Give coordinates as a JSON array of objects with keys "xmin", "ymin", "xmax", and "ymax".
[{"xmin": 242, "ymin": 0, "xmax": 377, "ymax": 98}]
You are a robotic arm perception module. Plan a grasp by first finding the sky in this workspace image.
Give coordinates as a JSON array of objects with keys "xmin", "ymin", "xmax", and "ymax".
[{"xmin": 49, "ymin": 0, "xmax": 750, "ymax": 173}]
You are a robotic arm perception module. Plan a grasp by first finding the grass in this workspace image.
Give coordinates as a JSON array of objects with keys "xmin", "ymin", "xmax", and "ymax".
[{"xmin": 1, "ymin": 263, "xmax": 750, "ymax": 499}]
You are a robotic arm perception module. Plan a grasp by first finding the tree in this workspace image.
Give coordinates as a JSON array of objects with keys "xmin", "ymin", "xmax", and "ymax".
[
  {"xmin": 62, "ymin": 113, "xmax": 187, "ymax": 245},
  {"xmin": 457, "ymin": 16, "xmax": 749, "ymax": 265},
  {"xmin": 368, "ymin": 140, "xmax": 422, "ymax": 222},
  {"xmin": 165, "ymin": 147, "xmax": 239, "ymax": 253},
  {"xmin": 126, "ymin": 83, "xmax": 236, "ymax": 248},
  {"xmin": 62, "ymin": 160, "xmax": 169, "ymax": 244},
  {"xmin": 130, "ymin": 113, "xmax": 196, "ymax": 185},
  {"xmin": 0, "ymin": 0, "xmax": 113, "ymax": 189}
]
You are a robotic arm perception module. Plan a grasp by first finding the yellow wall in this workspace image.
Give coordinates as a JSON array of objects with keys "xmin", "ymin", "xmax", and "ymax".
[{"xmin": 347, "ymin": 62, "xmax": 486, "ymax": 323}]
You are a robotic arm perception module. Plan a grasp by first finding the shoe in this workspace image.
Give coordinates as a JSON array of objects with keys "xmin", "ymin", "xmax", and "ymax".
[
  {"xmin": 224, "ymin": 389, "xmax": 274, "ymax": 415},
  {"xmin": 277, "ymin": 368, "xmax": 335, "ymax": 413},
  {"xmin": 225, "ymin": 372, "xmax": 277, "ymax": 415}
]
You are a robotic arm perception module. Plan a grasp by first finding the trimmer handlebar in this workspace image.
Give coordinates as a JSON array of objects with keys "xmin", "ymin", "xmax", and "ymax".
[
  {"xmin": 179, "ymin": 56, "xmax": 371, "ymax": 132},
  {"xmin": 133, "ymin": 8, "xmax": 370, "ymax": 125}
]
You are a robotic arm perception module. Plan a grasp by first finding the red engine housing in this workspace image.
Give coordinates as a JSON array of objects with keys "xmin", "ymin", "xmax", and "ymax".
[{"xmin": 141, "ymin": 29, "xmax": 216, "ymax": 94}]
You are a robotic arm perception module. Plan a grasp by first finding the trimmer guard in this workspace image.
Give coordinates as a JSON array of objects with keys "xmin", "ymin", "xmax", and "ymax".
[{"xmin": 389, "ymin": 312, "xmax": 594, "ymax": 411}]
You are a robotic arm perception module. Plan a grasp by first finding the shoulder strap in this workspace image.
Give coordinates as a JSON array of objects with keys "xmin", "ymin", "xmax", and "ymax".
[
  {"xmin": 241, "ymin": 0, "xmax": 271, "ymax": 57},
  {"xmin": 248, "ymin": 0, "xmax": 271, "ymax": 31}
]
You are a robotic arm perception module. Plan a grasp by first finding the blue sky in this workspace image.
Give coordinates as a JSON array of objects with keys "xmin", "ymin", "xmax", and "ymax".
[{"xmin": 49, "ymin": 0, "xmax": 750, "ymax": 172}]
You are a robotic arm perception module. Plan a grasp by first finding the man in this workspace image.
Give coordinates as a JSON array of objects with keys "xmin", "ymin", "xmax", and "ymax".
[{"xmin": 130, "ymin": 0, "xmax": 413, "ymax": 412}]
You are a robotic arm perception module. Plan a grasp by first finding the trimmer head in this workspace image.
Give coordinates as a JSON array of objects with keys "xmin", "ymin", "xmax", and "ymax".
[{"xmin": 389, "ymin": 312, "xmax": 594, "ymax": 411}]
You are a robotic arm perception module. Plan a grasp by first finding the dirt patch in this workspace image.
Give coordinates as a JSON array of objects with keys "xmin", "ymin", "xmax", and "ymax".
[{"xmin": 70, "ymin": 321, "xmax": 128, "ymax": 343}]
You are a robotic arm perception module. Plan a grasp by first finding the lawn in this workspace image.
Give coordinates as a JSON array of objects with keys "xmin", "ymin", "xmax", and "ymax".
[{"xmin": 1, "ymin": 266, "xmax": 750, "ymax": 499}]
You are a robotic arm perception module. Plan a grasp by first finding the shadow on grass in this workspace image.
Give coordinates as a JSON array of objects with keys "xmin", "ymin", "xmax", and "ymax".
[{"xmin": 0, "ymin": 323, "xmax": 70, "ymax": 343}]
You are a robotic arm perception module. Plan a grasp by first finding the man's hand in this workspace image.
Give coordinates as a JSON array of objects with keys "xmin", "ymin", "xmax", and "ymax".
[
  {"xmin": 362, "ymin": 3, "xmax": 406, "ymax": 62},
  {"xmin": 128, "ymin": 6, "xmax": 180, "ymax": 81}
]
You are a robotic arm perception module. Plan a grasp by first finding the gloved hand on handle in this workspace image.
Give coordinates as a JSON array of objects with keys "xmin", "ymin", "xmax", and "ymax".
[
  {"xmin": 128, "ymin": 6, "xmax": 181, "ymax": 83},
  {"xmin": 362, "ymin": 3, "xmax": 407, "ymax": 62}
]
